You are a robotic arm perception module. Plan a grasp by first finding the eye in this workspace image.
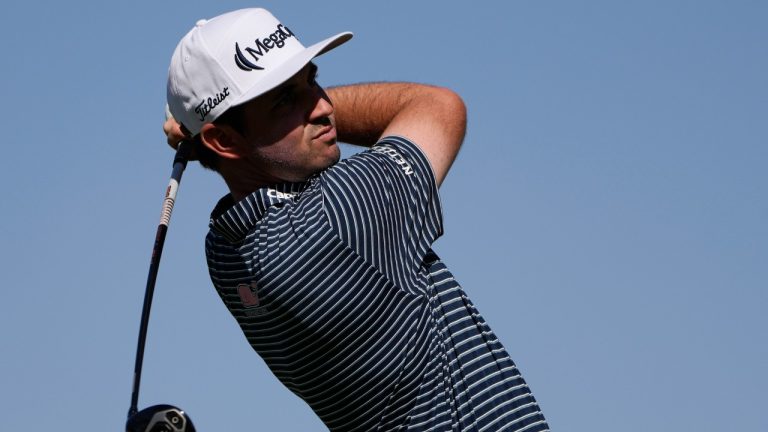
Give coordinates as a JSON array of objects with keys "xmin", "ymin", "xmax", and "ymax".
[{"xmin": 273, "ymin": 90, "xmax": 296, "ymax": 109}]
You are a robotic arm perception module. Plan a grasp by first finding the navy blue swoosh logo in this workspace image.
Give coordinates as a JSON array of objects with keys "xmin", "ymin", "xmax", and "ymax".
[{"xmin": 234, "ymin": 43, "xmax": 264, "ymax": 71}]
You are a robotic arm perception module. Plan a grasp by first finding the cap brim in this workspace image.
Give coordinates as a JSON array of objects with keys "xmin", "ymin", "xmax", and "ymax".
[{"xmin": 230, "ymin": 31, "xmax": 353, "ymax": 110}]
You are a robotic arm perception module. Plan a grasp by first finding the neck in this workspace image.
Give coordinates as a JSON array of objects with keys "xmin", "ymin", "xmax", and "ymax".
[
  {"xmin": 218, "ymin": 156, "xmax": 321, "ymax": 202},
  {"xmin": 219, "ymin": 159, "xmax": 286, "ymax": 202}
]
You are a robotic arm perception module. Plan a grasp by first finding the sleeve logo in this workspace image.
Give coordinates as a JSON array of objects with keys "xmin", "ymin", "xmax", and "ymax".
[{"xmin": 372, "ymin": 146, "xmax": 414, "ymax": 175}]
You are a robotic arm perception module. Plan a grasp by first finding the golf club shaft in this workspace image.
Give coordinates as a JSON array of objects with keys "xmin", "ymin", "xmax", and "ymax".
[{"xmin": 129, "ymin": 143, "xmax": 191, "ymax": 418}]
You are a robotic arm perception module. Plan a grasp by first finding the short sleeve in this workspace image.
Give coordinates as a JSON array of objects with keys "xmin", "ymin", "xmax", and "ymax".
[{"xmin": 319, "ymin": 136, "xmax": 443, "ymax": 290}]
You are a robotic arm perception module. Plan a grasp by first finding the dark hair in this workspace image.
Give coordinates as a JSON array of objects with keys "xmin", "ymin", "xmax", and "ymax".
[{"xmin": 190, "ymin": 104, "xmax": 246, "ymax": 172}]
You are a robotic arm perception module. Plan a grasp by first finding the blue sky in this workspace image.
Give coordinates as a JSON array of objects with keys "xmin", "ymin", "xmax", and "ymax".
[{"xmin": 1, "ymin": 1, "xmax": 765, "ymax": 430}]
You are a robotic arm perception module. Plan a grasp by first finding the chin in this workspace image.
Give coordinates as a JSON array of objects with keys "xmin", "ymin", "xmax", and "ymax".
[{"xmin": 325, "ymin": 144, "xmax": 341, "ymax": 165}]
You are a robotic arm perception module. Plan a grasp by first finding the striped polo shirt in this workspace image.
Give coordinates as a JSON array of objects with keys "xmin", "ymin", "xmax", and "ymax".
[{"xmin": 205, "ymin": 136, "xmax": 549, "ymax": 431}]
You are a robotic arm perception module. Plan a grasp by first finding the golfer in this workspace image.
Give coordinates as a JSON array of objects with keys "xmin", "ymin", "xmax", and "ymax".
[{"xmin": 164, "ymin": 8, "xmax": 548, "ymax": 431}]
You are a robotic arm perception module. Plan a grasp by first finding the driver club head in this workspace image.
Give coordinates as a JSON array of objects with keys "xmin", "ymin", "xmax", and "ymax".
[{"xmin": 126, "ymin": 404, "xmax": 196, "ymax": 432}]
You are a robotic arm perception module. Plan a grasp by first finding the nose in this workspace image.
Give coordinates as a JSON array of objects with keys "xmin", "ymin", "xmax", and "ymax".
[{"xmin": 307, "ymin": 86, "xmax": 334, "ymax": 123}]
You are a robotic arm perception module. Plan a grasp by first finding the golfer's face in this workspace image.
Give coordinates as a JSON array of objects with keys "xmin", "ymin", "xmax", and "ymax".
[{"xmin": 238, "ymin": 63, "xmax": 340, "ymax": 182}]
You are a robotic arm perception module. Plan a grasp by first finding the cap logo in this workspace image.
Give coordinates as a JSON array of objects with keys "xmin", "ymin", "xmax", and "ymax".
[
  {"xmin": 234, "ymin": 23, "xmax": 295, "ymax": 71},
  {"xmin": 195, "ymin": 87, "xmax": 230, "ymax": 121}
]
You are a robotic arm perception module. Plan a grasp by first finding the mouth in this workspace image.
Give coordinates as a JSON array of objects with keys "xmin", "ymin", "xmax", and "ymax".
[{"xmin": 314, "ymin": 125, "xmax": 337, "ymax": 142}]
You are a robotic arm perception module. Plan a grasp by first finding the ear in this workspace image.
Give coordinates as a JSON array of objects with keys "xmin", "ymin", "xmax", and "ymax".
[{"xmin": 199, "ymin": 123, "xmax": 247, "ymax": 160}]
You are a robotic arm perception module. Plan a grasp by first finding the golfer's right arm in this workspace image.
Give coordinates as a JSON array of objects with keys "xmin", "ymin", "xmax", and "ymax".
[{"xmin": 327, "ymin": 83, "xmax": 466, "ymax": 187}]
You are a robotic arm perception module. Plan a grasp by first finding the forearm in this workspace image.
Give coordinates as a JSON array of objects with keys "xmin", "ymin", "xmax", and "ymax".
[
  {"xmin": 327, "ymin": 82, "xmax": 464, "ymax": 147},
  {"xmin": 327, "ymin": 82, "xmax": 403, "ymax": 146}
]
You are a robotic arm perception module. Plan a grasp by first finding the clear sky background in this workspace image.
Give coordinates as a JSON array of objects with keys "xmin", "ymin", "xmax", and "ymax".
[{"xmin": 1, "ymin": 1, "xmax": 765, "ymax": 431}]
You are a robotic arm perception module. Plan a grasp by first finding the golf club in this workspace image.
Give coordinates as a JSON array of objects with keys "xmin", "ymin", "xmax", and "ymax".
[{"xmin": 126, "ymin": 126, "xmax": 196, "ymax": 431}]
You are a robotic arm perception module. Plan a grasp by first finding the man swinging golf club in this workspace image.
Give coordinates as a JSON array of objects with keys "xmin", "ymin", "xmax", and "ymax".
[{"xmin": 164, "ymin": 7, "xmax": 549, "ymax": 431}]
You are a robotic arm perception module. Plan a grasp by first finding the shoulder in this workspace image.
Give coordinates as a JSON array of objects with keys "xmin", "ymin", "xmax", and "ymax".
[{"xmin": 322, "ymin": 136, "xmax": 437, "ymax": 188}]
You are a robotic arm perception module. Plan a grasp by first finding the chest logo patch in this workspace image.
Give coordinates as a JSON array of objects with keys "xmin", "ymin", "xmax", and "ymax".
[{"xmin": 237, "ymin": 281, "xmax": 268, "ymax": 316}]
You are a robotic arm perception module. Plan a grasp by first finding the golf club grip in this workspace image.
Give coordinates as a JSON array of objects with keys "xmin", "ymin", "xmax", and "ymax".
[{"xmin": 129, "ymin": 143, "xmax": 190, "ymax": 417}]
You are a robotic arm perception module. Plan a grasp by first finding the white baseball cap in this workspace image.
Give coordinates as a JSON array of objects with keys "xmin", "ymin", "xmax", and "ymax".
[{"xmin": 167, "ymin": 8, "xmax": 352, "ymax": 135}]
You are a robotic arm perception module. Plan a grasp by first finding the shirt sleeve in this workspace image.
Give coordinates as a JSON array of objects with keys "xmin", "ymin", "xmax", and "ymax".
[{"xmin": 319, "ymin": 136, "xmax": 444, "ymax": 290}]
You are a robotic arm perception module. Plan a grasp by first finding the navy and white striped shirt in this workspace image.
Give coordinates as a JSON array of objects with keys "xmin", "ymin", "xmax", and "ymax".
[{"xmin": 205, "ymin": 136, "xmax": 548, "ymax": 431}]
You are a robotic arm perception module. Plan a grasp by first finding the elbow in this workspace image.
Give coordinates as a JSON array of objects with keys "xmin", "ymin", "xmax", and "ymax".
[
  {"xmin": 435, "ymin": 87, "xmax": 466, "ymax": 121},
  {"xmin": 432, "ymin": 86, "xmax": 467, "ymax": 145}
]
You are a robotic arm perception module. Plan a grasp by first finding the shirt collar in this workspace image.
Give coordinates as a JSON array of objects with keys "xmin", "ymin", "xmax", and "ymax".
[{"xmin": 209, "ymin": 182, "xmax": 309, "ymax": 243}]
